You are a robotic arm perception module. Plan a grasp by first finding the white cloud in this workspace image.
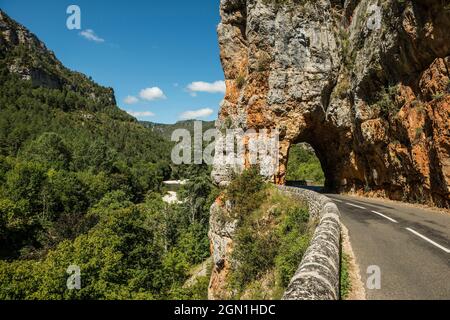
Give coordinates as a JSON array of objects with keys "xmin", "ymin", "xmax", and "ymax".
[
  {"xmin": 126, "ymin": 110, "xmax": 155, "ymax": 118},
  {"xmin": 187, "ymin": 81, "xmax": 226, "ymax": 94},
  {"xmin": 124, "ymin": 96, "xmax": 139, "ymax": 104},
  {"xmin": 180, "ymin": 108, "xmax": 214, "ymax": 120},
  {"xmin": 139, "ymin": 87, "xmax": 166, "ymax": 101},
  {"xmin": 79, "ymin": 29, "xmax": 105, "ymax": 43}
]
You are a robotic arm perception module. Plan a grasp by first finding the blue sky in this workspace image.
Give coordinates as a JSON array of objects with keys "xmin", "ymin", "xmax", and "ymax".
[{"xmin": 1, "ymin": 0, "xmax": 225, "ymax": 124}]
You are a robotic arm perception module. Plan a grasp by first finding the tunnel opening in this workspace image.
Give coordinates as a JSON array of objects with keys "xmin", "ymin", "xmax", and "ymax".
[{"xmin": 285, "ymin": 143, "xmax": 326, "ymax": 190}]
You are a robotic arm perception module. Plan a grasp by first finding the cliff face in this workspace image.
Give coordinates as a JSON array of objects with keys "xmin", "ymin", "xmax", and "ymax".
[
  {"xmin": 212, "ymin": 0, "xmax": 450, "ymax": 207},
  {"xmin": 209, "ymin": 0, "xmax": 450, "ymax": 298}
]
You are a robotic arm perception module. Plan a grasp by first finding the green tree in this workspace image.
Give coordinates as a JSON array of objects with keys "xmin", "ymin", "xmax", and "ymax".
[
  {"xmin": 224, "ymin": 166, "xmax": 267, "ymax": 218},
  {"xmin": 5, "ymin": 161, "xmax": 47, "ymax": 212},
  {"xmin": 178, "ymin": 173, "xmax": 217, "ymax": 224},
  {"xmin": 21, "ymin": 133, "xmax": 72, "ymax": 170}
]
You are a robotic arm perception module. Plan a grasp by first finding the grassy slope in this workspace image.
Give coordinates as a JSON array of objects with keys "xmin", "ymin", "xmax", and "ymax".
[{"xmin": 226, "ymin": 180, "xmax": 315, "ymax": 299}]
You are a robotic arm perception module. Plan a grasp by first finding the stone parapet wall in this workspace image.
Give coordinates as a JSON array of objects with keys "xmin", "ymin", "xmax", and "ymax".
[{"xmin": 277, "ymin": 186, "xmax": 341, "ymax": 300}]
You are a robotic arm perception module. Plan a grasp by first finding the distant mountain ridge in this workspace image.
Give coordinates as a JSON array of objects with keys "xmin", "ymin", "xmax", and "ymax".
[
  {"xmin": 0, "ymin": 9, "xmax": 170, "ymax": 163},
  {"xmin": 141, "ymin": 120, "xmax": 216, "ymax": 140}
]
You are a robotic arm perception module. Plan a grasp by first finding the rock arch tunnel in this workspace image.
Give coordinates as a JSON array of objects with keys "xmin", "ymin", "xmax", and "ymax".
[{"xmin": 212, "ymin": 0, "xmax": 450, "ymax": 208}]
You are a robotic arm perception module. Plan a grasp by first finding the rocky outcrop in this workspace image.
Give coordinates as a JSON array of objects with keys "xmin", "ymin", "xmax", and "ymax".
[
  {"xmin": 208, "ymin": 200, "xmax": 238, "ymax": 300},
  {"xmin": 212, "ymin": 0, "xmax": 450, "ymax": 208},
  {"xmin": 0, "ymin": 10, "xmax": 116, "ymax": 106}
]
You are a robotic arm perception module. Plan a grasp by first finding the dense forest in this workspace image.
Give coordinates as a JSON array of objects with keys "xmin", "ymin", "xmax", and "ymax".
[
  {"xmin": 141, "ymin": 120, "xmax": 216, "ymax": 140},
  {"xmin": 0, "ymin": 67, "xmax": 217, "ymax": 299},
  {"xmin": 0, "ymin": 14, "xmax": 218, "ymax": 298}
]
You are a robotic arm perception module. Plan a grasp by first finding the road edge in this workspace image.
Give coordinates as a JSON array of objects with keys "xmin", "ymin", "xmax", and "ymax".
[
  {"xmin": 341, "ymin": 223, "xmax": 366, "ymax": 300},
  {"xmin": 339, "ymin": 193, "xmax": 450, "ymax": 216}
]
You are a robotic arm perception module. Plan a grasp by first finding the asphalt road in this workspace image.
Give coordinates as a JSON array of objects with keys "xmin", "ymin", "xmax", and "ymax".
[{"xmin": 325, "ymin": 194, "xmax": 450, "ymax": 300}]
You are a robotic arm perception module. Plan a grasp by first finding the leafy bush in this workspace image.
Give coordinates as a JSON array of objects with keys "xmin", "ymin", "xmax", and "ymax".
[
  {"xmin": 236, "ymin": 74, "xmax": 246, "ymax": 89},
  {"xmin": 226, "ymin": 175, "xmax": 313, "ymax": 299},
  {"xmin": 275, "ymin": 206, "xmax": 310, "ymax": 288},
  {"xmin": 375, "ymin": 85, "xmax": 401, "ymax": 117},
  {"xmin": 224, "ymin": 166, "xmax": 267, "ymax": 218}
]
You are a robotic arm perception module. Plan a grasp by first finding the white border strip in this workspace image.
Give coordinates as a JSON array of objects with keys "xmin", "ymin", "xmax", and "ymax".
[
  {"xmin": 371, "ymin": 210, "xmax": 398, "ymax": 223},
  {"xmin": 346, "ymin": 202, "xmax": 366, "ymax": 209},
  {"xmin": 406, "ymin": 228, "xmax": 450, "ymax": 254}
]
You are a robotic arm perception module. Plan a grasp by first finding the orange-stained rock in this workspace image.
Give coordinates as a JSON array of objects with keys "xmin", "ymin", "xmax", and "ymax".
[{"xmin": 209, "ymin": 0, "xmax": 450, "ymax": 299}]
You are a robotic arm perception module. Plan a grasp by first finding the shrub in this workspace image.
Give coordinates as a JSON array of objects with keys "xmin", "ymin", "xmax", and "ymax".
[
  {"xmin": 236, "ymin": 74, "xmax": 246, "ymax": 89},
  {"xmin": 376, "ymin": 85, "xmax": 401, "ymax": 117},
  {"xmin": 432, "ymin": 92, "xmax": 444, "ymax": 101},
  {"xmin": 224, "ymin": 166, "xmax": 266, "ymax": 218},
  {"xmin": 334, "ymin": 76, "xmax": 351, "ymax": 99},
  {"xmin": 275, "ymin": 206, "xmax": 310, "ymax": 288},
  {"xmin": 227, "ymin": 181, "xmax": 312, "ymax": 299},
  {"xmin": 415, "ymin": 127, "xmax": 424, "ymax": 140},
  {"xmin": 256, "ymin": 53, "xmax": 271, "ymax": 72}
]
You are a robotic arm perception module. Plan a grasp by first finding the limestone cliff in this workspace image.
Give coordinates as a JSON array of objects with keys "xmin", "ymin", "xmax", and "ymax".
[
  {"xmin": 212, "ymin": 0, "xmax": 450, "ymax": 207},
  {"xmin": 209, "ymin": 0, "xmax": 450, "ymax": 299}
]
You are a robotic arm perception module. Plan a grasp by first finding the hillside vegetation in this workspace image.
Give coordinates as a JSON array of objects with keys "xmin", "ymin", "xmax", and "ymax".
[
  {"xmin": 142, "ymin": 120, "xmax": 216, "ymax": 140},
  {"xmin": 0, "ymin": 10, "xmax": 217, "ymax": 299},
  {"xmin": 223, "ymin": 168, "xmax": 314, "ymax": 299},
  {"xmin": 286, "ymin": 144, "xmax": 325, "ymax": 185}
]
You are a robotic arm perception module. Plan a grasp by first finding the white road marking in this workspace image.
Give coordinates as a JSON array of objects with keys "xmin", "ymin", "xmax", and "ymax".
[
  {"xmin": 406, "ymin": 228, "xmax": 450, "ymax": 254},
  {"xmin": 371, "ymin": 210, "xmax": 398, "ymax": 223},
  {"xmin": 346, "ymin": 202, "xmax": 366, "ymax": 209},
  {"xmin": 333, "ymin": 199, "xmax": 343, "ymax": 203}
]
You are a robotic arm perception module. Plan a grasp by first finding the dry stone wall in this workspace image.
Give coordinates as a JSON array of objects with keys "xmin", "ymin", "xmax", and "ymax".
[{"xmin": 277, "ymin": 186, "xmax": 341, "ymax": 300}]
